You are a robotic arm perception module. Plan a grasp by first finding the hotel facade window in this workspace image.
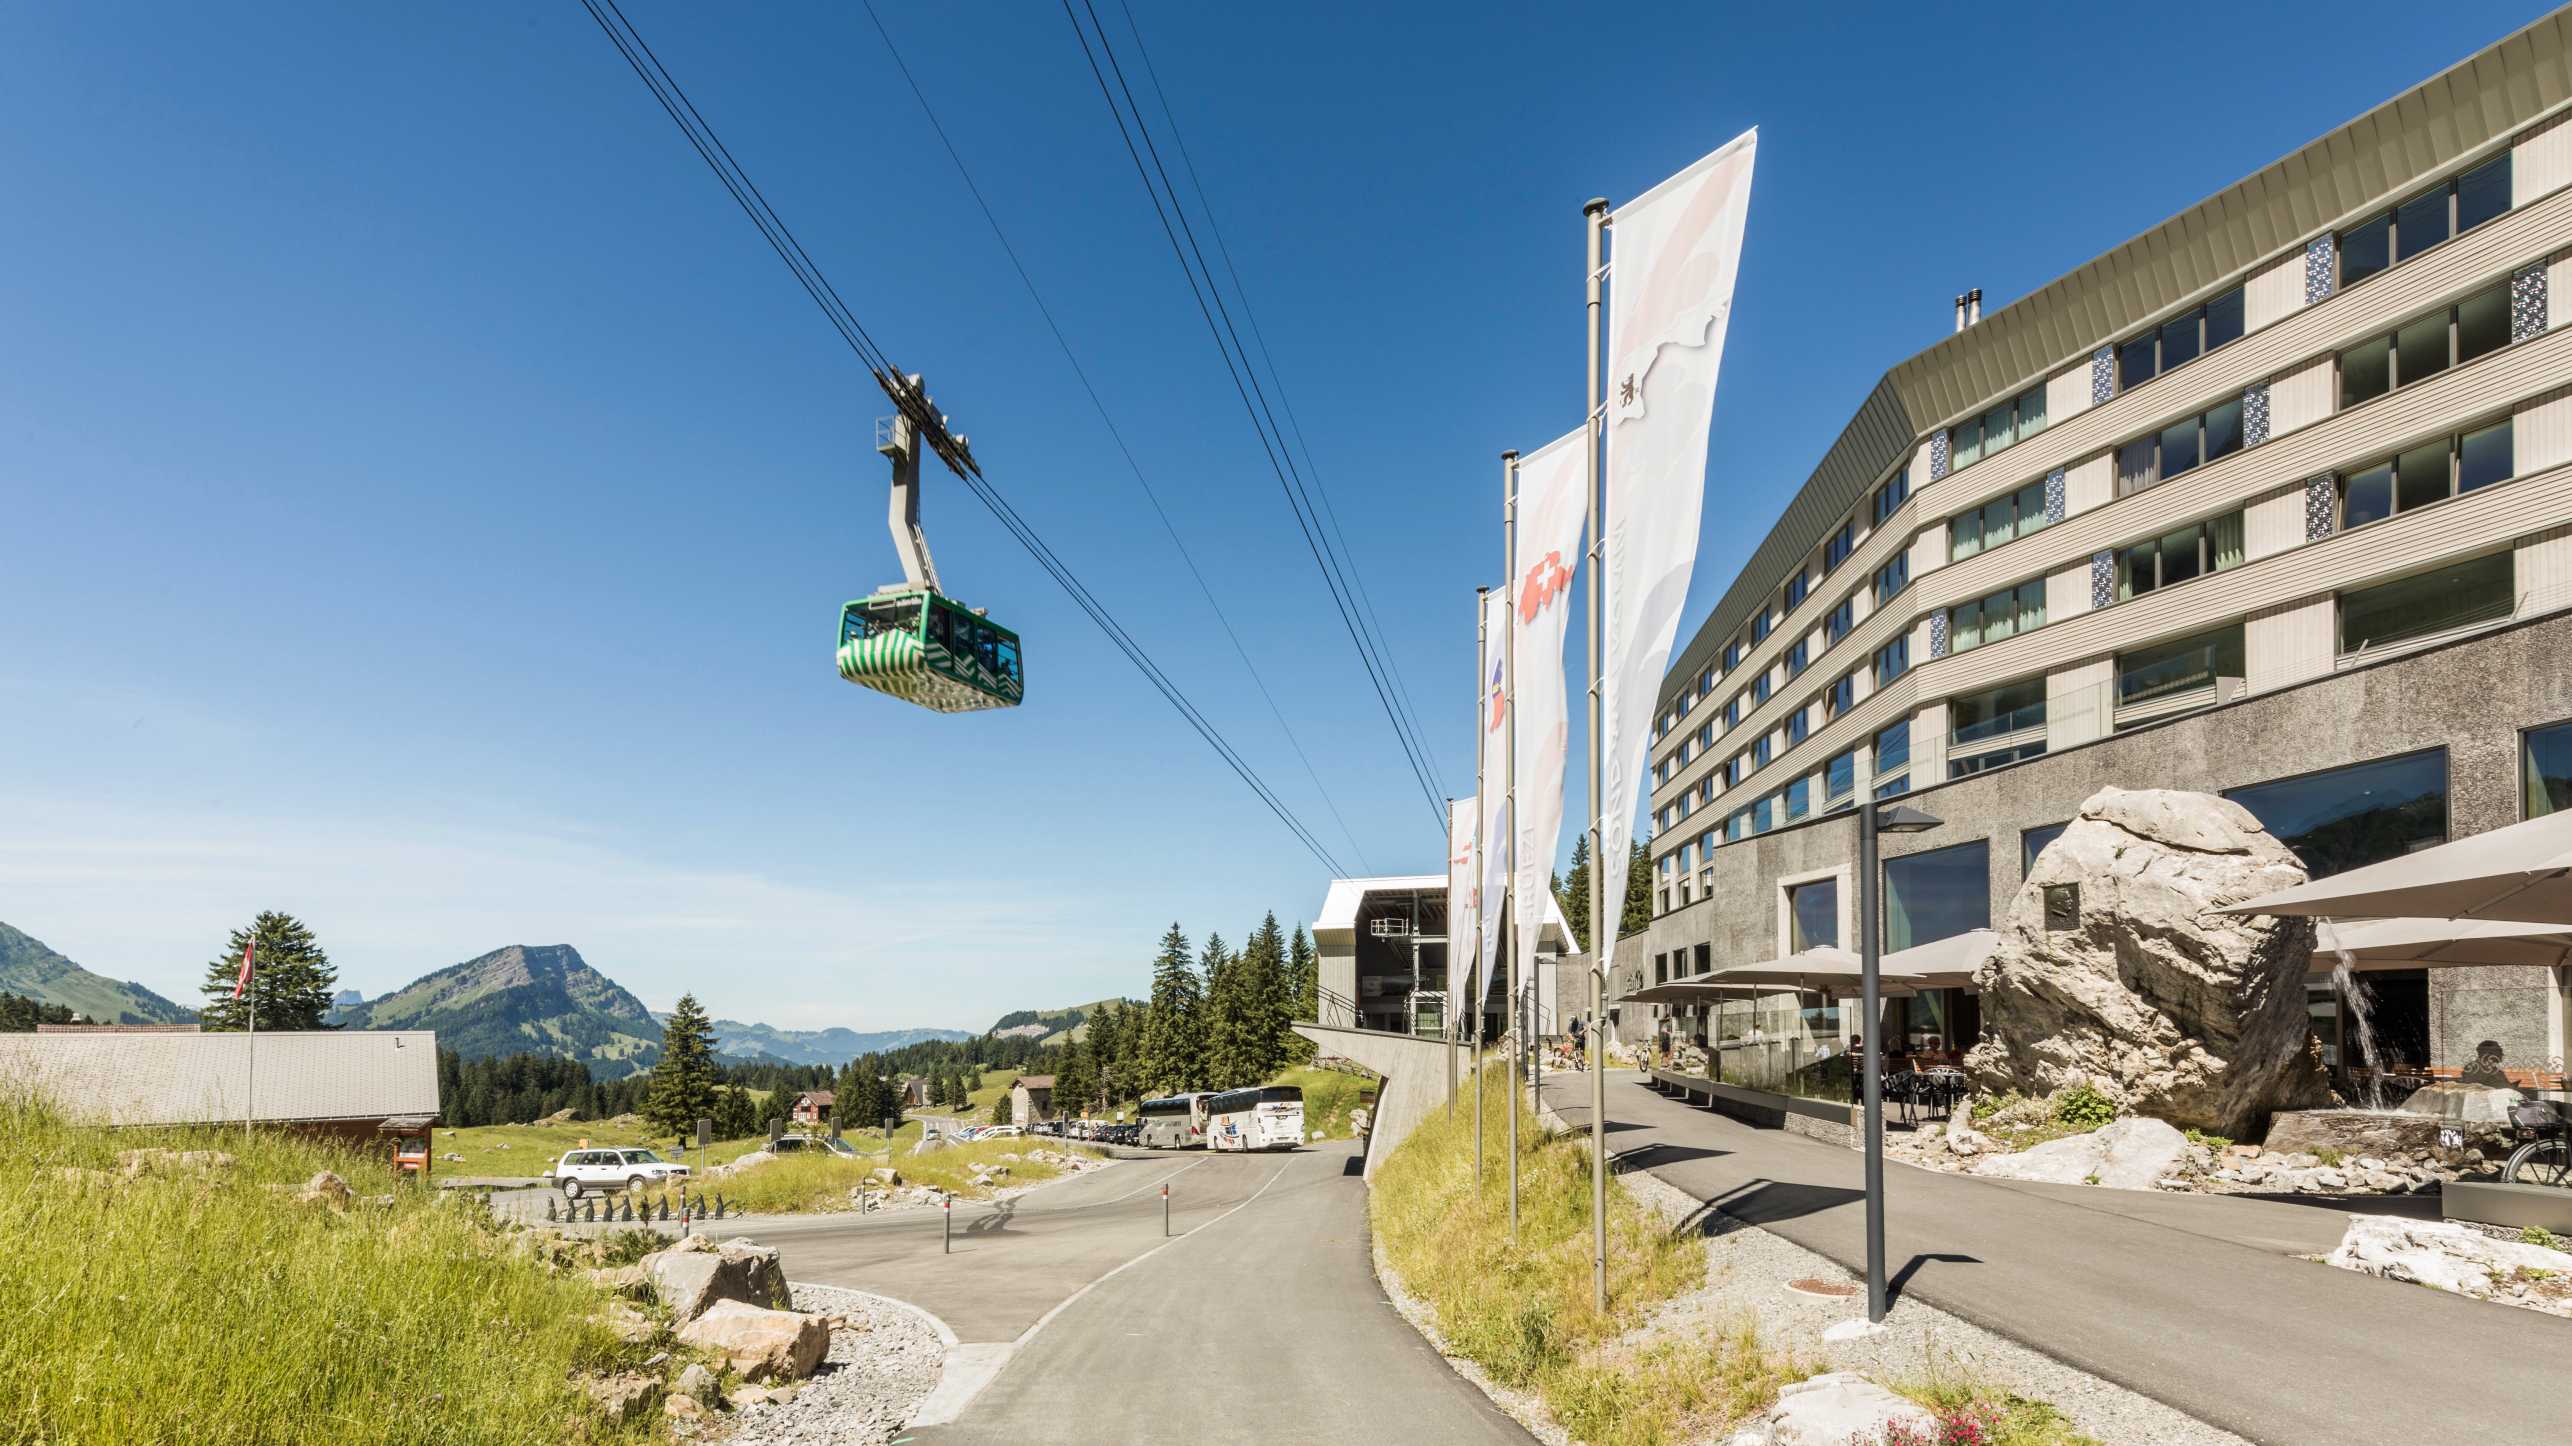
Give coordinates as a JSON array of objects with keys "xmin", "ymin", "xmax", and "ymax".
[
  {"xmin": 2526, "ymin": 721, "xmax": 2572, "ymax": 819},
  {"xmin": 1951, "ymin": 383, "xmax": 2047, "ymax": 470},
  {"xmin": 1952, "ymin": 677, "xmax": 2046, "ymax": 747},
  {"xmin": 2116, "ymin": 286, "xmax": 2246, "ymax": 391},
  {"xmin": 1949, "ymin": 478, "xmax": 2053, "ymax": 560},
  {"xmin": 1823, "ymin": 519, "xmax": 1857, "ymax": 574},
  {"xmin": 1825, "ymin": 747, "xmax": 1857, "ymax": 806},
  {"xmin": 1785, "ymin": 638, "xmax": 1810, "ymax": 677},
  {"xmin": 1872, "ymin": 718, "xmax": 1911, "ymax": 798},
  {"xmin": 1873, "ymin": 634, "xmax": 1910, "ymax": 686},
  {"xmin": 1784, "ymin": 568, "xmax": 1810, "ymax": 613},
  {"xmin": 1881, "ymin": 841, "xmax": 1989, "ymax": 951},
  {"xmin": 1873, "ymin": 552, "xmax": 1910, "ymax": 607},
  {"xmin": 2337, "ymin": 154, "xmax": 2511, "ymax": 289},
  {"xmin": 1873, "ymin": 468, "xmax": 1910, "ymax": 525},
  {"xmin": 2116, "ymin": 624, "xmax": 2245, "ymax": 707},
  {"xmin": 1783, "ymin": 776, "xmax": 1811, "ymax": 823},
  {"xmin": 1824, "ymin": 671, "xmax": 1855, "ymax": 719},
  {"xmin": 2116, "ymin": 397, "xmax": 2246, "ymax": 497},
  {"xmin": 1947, "ymin": 579, "xmax": 2046, "ymax": 653},
  {"xmin": 1785, "ymin": 705, "xmax": 1810, "ymax": 746},
  {"xmin": 2116, "ymin": 512, "xmax": 2245, "ymax": 602},
  {"xmin": 2339, "ymin": 282, "xmax": 2512, "ymax": 409},
  {"xmin": 2225, "ymin": 748, "xmax": 2448, "ymax": 878},
  {"xmin": 1788, "ymin": 878, "xmax": 1838, "ymax": 950},
  {"xmin": 2337, "ymin": 551, "xmax": 2514, "ymax": 654},
  {"xmin": 1751, "ymin": 607, "xmax": 1772, "ymax": 643},
  {"xmin": 2338, "ymin": 419, "xmax": 2515, "ymax": 530},
  {"xmin": 2020, "ymin": 822, "xmax": 2069, "ymax": 876},
  {"xmin": 1824, "ymin": 595, "xmax": 1856, "ymax": 645}
]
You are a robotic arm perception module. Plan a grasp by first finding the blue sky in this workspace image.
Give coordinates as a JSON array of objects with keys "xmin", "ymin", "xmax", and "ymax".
[{"xmin": 0, "ymin": 1, "xmax": 2543, "ymax": 1029}]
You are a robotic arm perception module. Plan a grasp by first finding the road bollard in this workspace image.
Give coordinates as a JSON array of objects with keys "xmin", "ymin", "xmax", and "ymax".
[
  {"xmin": 1162, "ymin": 1181, "xmax": 1170, "ymax": 1238},
  {"xmin": 943, "ymin": 1195, "xmax": 952, "ymax": 1254}
]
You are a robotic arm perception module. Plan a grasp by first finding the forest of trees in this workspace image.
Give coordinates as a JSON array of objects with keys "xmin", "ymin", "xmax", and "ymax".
[
  {"xmin": 1554, "ymin": 835, "xmax": 1654, "ymax": 953},
  {"xmin": 1041, "ymin": 913, "xmax": 1318, "ymax": 1120},
  {"xmin": 0, "ymin": 992, "xmax": 77, "ymax": 1032}
]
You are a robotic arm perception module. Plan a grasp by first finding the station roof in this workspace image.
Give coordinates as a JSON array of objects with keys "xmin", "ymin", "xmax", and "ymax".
[{"xmin": 0, "ymin": 1029, "xmax": 441, "ymax": 1127}]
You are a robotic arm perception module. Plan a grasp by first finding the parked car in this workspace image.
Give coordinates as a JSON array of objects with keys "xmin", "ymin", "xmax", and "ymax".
[
  {"xmin": 983, "ymin": 1124, "xmax": 1023, "ymax": 1139},
  {"xmin": 768, "ymin": 1134, "xmax": 859, "ymax": 1158},
  {"xmin": 548, "ymin": 1147, "xmax": 689, "ymax": 1199}
]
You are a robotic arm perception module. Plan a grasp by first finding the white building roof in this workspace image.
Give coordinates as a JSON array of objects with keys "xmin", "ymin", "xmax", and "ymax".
[
  {"xmin": 1312, "ymin": 874, "xmax": 1575, "ymax": 954},
  {"xmin": 0, "ymin": 1030, "xmax": 442, "ymax": 1127}
]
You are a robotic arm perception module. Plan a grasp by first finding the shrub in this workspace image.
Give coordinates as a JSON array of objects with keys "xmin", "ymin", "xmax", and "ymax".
[
  {"xmin": 2522, "ymin": 1225, "xmax": 2564, "ymax": 1251},
  {"xmin": 2049, "ymin": 1086, "xmax": 2116, "ymax": 1131}
]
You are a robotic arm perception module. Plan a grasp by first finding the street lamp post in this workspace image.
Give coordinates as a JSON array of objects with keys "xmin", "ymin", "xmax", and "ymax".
[{"xmin": 1857, "ymin": 799, "xmax": 1941, "ymax": 1324}]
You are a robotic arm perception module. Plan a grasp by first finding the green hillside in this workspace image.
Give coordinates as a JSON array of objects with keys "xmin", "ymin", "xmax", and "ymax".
[
  {"xmin": 987, "ymin": 997, "xmax": 1134, "ymax": 1047},
  {"xmin": 338, "ymin": 944, "xmax": 661, "ymax": 1077},
  {"xmin": 0, "ymin": 923, "xmax": 191, "ymax": 1025}
]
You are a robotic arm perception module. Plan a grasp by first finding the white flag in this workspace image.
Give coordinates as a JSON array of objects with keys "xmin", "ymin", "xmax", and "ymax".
[
  {"xmin": 1597, "ymin": 129, "xmax": 1757, "ymax": 985},
  {"xmin": 1476, "ymin": 587, "xmax": 1511, "ymax": 1003},
  {"xmin": 1510, "ymin": 428, "xmax": 1587, "ymax": 985},
  {"xmin": 1447, "ymin": 796, "xmax": 1476, "ymax": 1022}
]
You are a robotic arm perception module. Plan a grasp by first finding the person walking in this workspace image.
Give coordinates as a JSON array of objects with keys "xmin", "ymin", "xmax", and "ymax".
[{"xmin": 1568, "ymin": 1013, "xmax": 1588, "ymax": 1072}]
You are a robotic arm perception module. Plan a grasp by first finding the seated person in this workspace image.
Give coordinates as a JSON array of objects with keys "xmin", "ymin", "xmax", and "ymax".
[{"xmin": 2459, "ymin": 1040, "xmax": 2512, "ymax": 1089}]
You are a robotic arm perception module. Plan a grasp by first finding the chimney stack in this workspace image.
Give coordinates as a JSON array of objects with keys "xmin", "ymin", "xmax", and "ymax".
[
  {"xmin": 1953, "ymin": 294, "xmax": 1969, "ymax": 333},
  {"xmin": 1953, "ymin": 288, "xmax": 1987, "ymax": 333}
]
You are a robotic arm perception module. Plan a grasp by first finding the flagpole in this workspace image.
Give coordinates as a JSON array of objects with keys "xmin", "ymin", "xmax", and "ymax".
[
  {"xmin": 244, "ymin": 938, "xmax": 257, "ymax": 1144},
  {"xmin": 1501, "ymin": 448, "xmax": 1521, "ymax": 1243},
  {"xmin": 1473, "ymin": 587, "xmax": 1488, "ymax": 1182},
  {"xmin": 1583, "ymin": 194, "xmax": 1611, "ymax": 1313}
]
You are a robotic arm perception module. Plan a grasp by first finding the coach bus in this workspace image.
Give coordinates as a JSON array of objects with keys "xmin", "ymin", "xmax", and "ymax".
[
  {"xmin": 1206, "ymin": 1086, "xmax": 1304, "ymax": 1152},
  {"xmin": 1135, "ymin": 1092, "xmax": 1215, "ymax": 1149}
]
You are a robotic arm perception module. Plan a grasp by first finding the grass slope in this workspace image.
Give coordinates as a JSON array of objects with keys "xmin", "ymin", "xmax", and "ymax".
[
  {"xmin": 1269, "ymin": 1065, "xmax": 1370, "ymax": 1139},
  {"xmin": 703, "ymin": 1136, "xmax": 1104, "ymax": 1214},
  {"xmin": 434, "ymin": 1118, "xmax": 776, "ymax": 1178},
  {"xmin": 0, "ymin": 1097, "xmax": 655, "ymax": 1444},
  {"xmin": 0, "ymin": 921, "xmax": 191, "ymax": 1024}
]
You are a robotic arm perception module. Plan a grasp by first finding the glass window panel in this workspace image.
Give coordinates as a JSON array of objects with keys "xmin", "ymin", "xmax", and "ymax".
[
  {"xmin": 2019, "ymin": 580, "xmax": 2046, "ymax": 629},
  {"xmin": 2225, "ymin": 749, "xmax": 2447, "ymax": 878},
  {"xmin": 2337, "ymin": 552, "xmax": 2513, "ymax": 653},
  {"xmin": 2159, "ymin": 417, "xmax": 2201, "ymax": 478},
  {"xmin": 1984, "ymin": 497, "xmax": 2016, "ymax": 548},
  {"xmin": 2340, "ymin": 335, "xmax": 2392, "ymax": 408},
  {"xmin": 2211, "ymin": 511, "xmax": 2245, "ymax": 572},
  {"xmin": 2458, "ymin": 155, "xmax": 2512, "ymax": 232},
  {"xmin": 1874, "ymin": 719, "xmax": 1910, "ymax": 774},
  {"xmin": 2526, "ymin": 720, "xmax": 2572, "ymax": 819},
  {"xmin": 1951, "ymin": 509, "xmax": 1982, "ymax": 560},
  {"xmin": 1874, "ymin": 774, "xmax": 1911, "ymax": 800},
  {"xmin": 1788, "ymin": 878, "xmax": 1837, "ymax": 950},
  {"xmin": 1751, "ymin": 795, "xmax": 1773, "ymax": 833},
  {"xmin": 2204, "ymin": 288, "xmax": 2245, "ymax": 350},
  {"xmin": 2395, "ymin": 311, "xmax": 2451, "ymax": 387},
  {"xmin": 1882, "ymin": 841, "xmax": 1990, "ymax": 952},
  {"xmin": 2458, "ymin": 419, "xmax": 2513, "ymax": 494},
  {"xmin": 2204, "ymin": 398, "xmax": 2244, "ymax": 462},
  {"xmin": 2341, "ymin": 463, "xmax": 2395, "ymax": 529},
  {"xmin": 2395, "ymin": 188, "xmax": 2450, "ymax": 261},
  {"xmin": 1980, "ymin": 594, "xmax": 2014, "ymax": 645},
  {"xmin": 2117, "ymin": 437, "xmax": 2158, "ymax": 496},
  {"xmin": 2457, "ymin": 285, "xmax": 2510, "ymax": 364},
  {"xmin": 1953, "ymin": 418, "xmax": 1983, "ymax": 468},
  {"xmin": 2157, "ymin": 524, "xmax": 2204, "ymax": 588},
  {"xmin": 2017, "ymin": 386, "xmax": 2047, "ymax": 438},
  {"xmin": 2118, "ymin": 335, "xmax": 2157, "ymax": 390},
  {"xmin": 1784, "ymin": 777, "xmax": 1810, "ymax": 823},
  {"xmin": 1951, "ymin": 599, "xmax": 1983, "ymax": 651},
  {"xmin": 2159, "ymin": 311, "xmax": 2202, "ymax": 372},
  {"xmin": 2394, "ymin": 439, "xmax": 2451, "ymax": 513},
  {"xmin": 2340, "ymin": 214, "xmax": 2392, "ymax": 287},
  {"xmin": 1983, "ymin": 402, "xmax": 2015, "ymax": 454},
  {"xmin": 2019, "ymin": 480, "xmax": 2047, "ymax": 524},
  {"xmin": 1825, "ymin": 749, "xmax": 1856, "ymax": 801},
  {"xmin": 2119, "ymin": 537, "xmax": 2157, "ymax": 601}
]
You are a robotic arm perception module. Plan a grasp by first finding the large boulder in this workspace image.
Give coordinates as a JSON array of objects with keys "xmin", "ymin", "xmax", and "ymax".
[
  {"xmin": 1965, "ymin": 787, "xmax": 2331, "ymax": 1137},
  {"xmin": 641, "ymin": 1235, "xmax": 789, "ymax": 1323},
  {"xmin": 674, "ymin": 1300, "xmax": 830, "ymax": 1382},
  {"xmin": 2325, "ymin": 1217, "xmax": 2572, "ymax": 1301},
  {"xmin": 1727, "ymin": 1373, "xmax": 1935, "ymax": 1445},
  {"xmin": 1968, "ymin": 1117, "xmax": 2189, "ymax": 1191}
]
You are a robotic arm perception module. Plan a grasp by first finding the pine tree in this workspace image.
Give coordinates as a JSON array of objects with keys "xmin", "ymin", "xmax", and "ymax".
[
  {"xmin": 1084, "ymin": 1003, "xmax": 1126, "ymax": 1113},
  {"xmin": 1282, "ymin": 925, "xmax": 1319, "ymax": 1064},
  {"xmin": 1201, "ymin": 932, "xmax": 1250, "ymax": 1089},
  {"xmin": 1053, "ymin": 1032, "xmax": 1095, "ymax": 1118},
  {"xmin": 1557, "ymin": 834, "xmax": 1593, "ymax": 952},
  {"xmin": 715, "ymin": 1082, "xmax": 759, "ymax": 1139},
  {"xmin": 1139, "ymin": 923, "xmax": 1206, "ymax": 1096},
  {"xmin": 1622, "ymin": 838, "xmax": 1653, "ymax": 940},
  {"xmin": 197, "ymin": 912, "xmax": 338, "ymax": 1031},
  {"xmin": 1237, "ymin": 913, "xmax": 1290, "ymax": 1083},
  {"xmin": 643, "ymin": 994, "xmax": 721, "ymax": 1139}
]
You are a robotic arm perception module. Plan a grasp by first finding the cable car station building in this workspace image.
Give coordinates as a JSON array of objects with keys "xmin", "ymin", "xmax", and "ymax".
[
  {"xmin": 1313, "ymin": 875, "xmax": 1576, "ymax": 1041},
  {"xmin": 1606, "ymin": 17, "xmax": 2572, "ymax": 1090}
]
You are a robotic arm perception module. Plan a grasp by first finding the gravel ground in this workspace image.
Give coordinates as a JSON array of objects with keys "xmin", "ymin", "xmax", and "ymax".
[{"xmin": 711, "ymin": 1283, "xmax": 946, "ymax": 1446}]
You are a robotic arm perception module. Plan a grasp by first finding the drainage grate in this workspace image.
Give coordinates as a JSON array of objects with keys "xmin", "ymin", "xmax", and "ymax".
[{"xmin": 1785, "ymin": 1277, "xmax": 1861, "ymax": 1299}]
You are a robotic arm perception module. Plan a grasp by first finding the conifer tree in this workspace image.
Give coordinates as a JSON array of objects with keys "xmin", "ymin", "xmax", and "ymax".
[
  {"xmin": 1053, "ymin": 1031, "xmax": 1095, "ymax": 1118},
  {"xmin": 1622, "ymin": 838, "xmax": 1653, "ymax": 940},
  {"xmin": 1084, "ymin": 1002, "xmax": 1126, "ymax": 1113},
  {"xmin": 1557, "ymin": 834, "xmax": 1593, "ymax": 952},
  {"xmin": 1238, "ymin": 913, "xmax": 1290, "ymax": 1082},
  {"xmin": 197, "ymin": 912, "xmax": 338, "ymax": 1031},
  {"xmin": 1201, "ymin": 932, "xmax": 1251, "ymax": 1089},
  {"xmin": 643, "ymin": 994, "xmax": 720, "ymax": 1138},
  {"xmin": 1139, "ymin": 923, "xmax": 1206, "ymax": 1096},
  {"xmin": 1282, "ymin": 925, "xmax": 1319, "ymax": 1064}
]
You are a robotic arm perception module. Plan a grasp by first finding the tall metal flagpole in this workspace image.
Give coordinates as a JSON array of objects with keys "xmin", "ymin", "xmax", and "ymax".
[
  {"xmin": 1583, "ymin": 195, "xmax": 1611, "ymax": 1313},
  {"xmin": 1501, "ymin": 448, "xmax": 1521, "ymax": 1244},
  {"xmin": 1474, "ymin": 587, "xmax": 1489, "ymax": 1182},
  {"xmin": 244, "ymin": 937, "xmax": 257, "ymax": 1144}
]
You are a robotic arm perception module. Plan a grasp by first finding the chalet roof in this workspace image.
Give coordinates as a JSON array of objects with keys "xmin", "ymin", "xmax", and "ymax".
[{"xmin": 0, "ymin": 1030, "xmax": 440, "ymax": 1127}]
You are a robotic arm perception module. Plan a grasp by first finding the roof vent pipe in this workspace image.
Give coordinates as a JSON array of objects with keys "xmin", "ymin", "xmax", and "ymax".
[
  {"xmin": 1953, "ymin": 294, "xmax": 1969, "ymax": 334},
  {"xmin": 1967, "ymin": 287, "xmax": 1983, "ymax": 325}
]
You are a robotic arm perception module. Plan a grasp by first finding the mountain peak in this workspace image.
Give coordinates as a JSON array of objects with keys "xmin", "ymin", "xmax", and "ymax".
[
  {"xmin": 0, "ymin": 922, "xmax": 191, "ymax": 1025},
  {"xmin": 340, "ymin": 943, "xmax": 661, "ymax": 1077}
]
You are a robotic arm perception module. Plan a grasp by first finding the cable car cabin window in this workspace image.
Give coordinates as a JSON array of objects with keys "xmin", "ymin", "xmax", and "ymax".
[
  {"xmin": 927, "ymin": 608, "xmax": 951, "ymax": 649},
  {"xmin": 995, "ymin": 636, "xmax": 1022, "ymax": 686}
]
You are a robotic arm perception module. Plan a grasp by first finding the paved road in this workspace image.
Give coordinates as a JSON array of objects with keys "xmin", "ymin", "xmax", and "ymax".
[
  {"xmin": 1547, "ymin": 1070, "xmax": 2572, "ymax": 1446},
  {"xmin": 900, "ymin": 1142, "xmax": 1525, "ymax": 1446}
]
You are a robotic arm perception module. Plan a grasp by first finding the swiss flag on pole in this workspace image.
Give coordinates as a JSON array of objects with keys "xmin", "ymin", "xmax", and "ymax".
[{"xmin": 233, "ymin": 937, "xmax": 255, "ymax": 999}]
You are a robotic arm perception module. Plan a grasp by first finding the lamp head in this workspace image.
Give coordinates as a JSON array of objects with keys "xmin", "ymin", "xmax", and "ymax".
[{"xmin": 1875, "ymin": 803, "xmax": 1943, "ymax": 835}]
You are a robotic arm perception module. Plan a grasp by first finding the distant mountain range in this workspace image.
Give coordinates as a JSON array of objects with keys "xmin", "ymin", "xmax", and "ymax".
[
  {"xmin": 334, "ymin": 944, "xmax": 663, "ymax": 1078},
  {"xmin": 654, "ymin": 1015, "xmax": 971, "ymax": 1067},
  {"xmin": 0, "ymin": 922, "xmax": 192, "ymax": 1025}
]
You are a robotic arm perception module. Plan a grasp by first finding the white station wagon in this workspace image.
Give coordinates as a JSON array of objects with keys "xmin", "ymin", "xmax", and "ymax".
[{"xmin": 548, "ymin": 1147, "xmax": 689, "ymax": 1199}]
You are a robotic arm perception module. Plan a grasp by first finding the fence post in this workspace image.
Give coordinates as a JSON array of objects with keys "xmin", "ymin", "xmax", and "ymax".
[
  {"xmin": 943, "ymin": 1195, "xmax": 952, "ymax": 1255},
  {"xmin": 1162, "ymin": 1181, "xmax": 1170, "ymax": 1238}
]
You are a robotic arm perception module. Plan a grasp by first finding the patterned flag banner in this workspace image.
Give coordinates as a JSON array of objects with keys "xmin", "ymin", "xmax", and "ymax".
[
  {"xmin": 1447, "ymin": 796, "xmax": 1477, "ymax": 1021},
  {"xmin": 1596, "ymin": 129, "xmax": 1757, "ymax": 987},
  {"xmin": 1510, "ymin": 428, "xmax": 1588, "ymax": 983},
  {"xmin": 1476, "ymin": 586, "xmax": 1512, "ymax": 1005}
]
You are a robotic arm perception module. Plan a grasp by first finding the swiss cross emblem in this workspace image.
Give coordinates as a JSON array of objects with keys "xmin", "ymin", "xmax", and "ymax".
[{"xmin": 1619, "ymin": 374, "xmax": 1638, "ymax": 406}]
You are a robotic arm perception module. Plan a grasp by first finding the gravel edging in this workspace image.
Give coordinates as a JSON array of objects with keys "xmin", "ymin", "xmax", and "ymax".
[{"xmin": 709, "ymin": 1282, "xmax": 945, "ymax": 1446}]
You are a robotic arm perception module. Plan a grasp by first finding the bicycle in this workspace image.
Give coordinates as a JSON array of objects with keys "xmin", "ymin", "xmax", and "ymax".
[{"xmin": 2503, "ymin": 1099, "xmax": 2572, "ymax": 1188}]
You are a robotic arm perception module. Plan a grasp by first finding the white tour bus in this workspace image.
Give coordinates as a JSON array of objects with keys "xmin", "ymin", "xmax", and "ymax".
[
  {"xmin": 1136, "ymin": 1091, "xmax": 1215, "ymax": 1149},
  {"xmin": 1206, "ymin": 1086, "xmax": 1304, "ymax": 1152}
]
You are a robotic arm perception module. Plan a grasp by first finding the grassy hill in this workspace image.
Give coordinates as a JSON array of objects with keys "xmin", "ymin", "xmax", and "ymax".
[
  {"xmin": 986, "ymin": 997, "xmax": 1134, "ymax": 1047},
  {"xmin": 338, "ymin": 945, "xmax": 661, "ymax": 1077},
  {"xmin": 0, "ymin": 923, "xmax": 191, "ymax": 1026}
]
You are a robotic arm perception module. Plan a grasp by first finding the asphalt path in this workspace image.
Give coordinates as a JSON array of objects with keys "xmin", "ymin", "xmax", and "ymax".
[
  {"xmin": 1547, "ymin": 1070, "xmax": 2572, "ymax": 1446},
  {"xmin": 899, "ymin": 1141, "xmax": 1527, "ymax": 1446}
]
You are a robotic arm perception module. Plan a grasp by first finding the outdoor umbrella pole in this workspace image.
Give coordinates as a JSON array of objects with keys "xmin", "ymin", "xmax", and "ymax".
[{"xmin": 1859, "ymin": 802, "xmax": 1887, "ymax": 1323}]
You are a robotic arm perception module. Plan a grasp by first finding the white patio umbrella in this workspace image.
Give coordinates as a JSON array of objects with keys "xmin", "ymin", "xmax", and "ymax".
[
  {"xmin": 1880, "ymin": 928, "xmax": 1999, "ymax": 990},
  {"xmin": 1709, "ymin": 946, "xmax": 1931, "ymax": 994},
  {"xmin": 2220, "ymin": 809, "xmax": 2572, "ymax": 925},
  {"xmin": 2306, "ymin": 917, "xmax": 2572, "ymax": 974}
]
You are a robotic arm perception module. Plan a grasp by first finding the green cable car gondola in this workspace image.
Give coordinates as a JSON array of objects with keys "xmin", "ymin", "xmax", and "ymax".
[
  {"xmin": 837, "ymin": 588, "xmax": 1024, "ymax": 712},
  {"xmin": 837, "ymin": 375, "xmax": 1025, "ymax": 713}
]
